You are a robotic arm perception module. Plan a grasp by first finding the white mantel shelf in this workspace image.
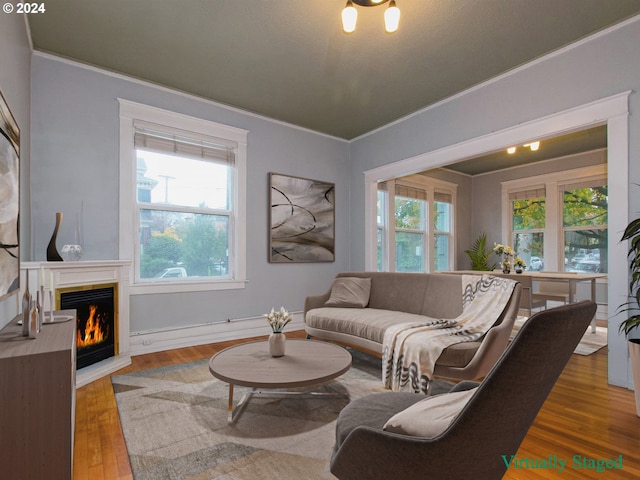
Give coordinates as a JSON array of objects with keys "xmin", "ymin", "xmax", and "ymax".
[{"xmin": 20, "ymin": 260, "xmax": 132, "ymax": 387}]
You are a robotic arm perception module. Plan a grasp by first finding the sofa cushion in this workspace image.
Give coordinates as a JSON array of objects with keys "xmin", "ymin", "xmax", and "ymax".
[
  {"xmin": 324, "ymin": 277, "xmax": 372, "ymax": 308},
  {"xmin": 335, "ymin": 272, "xmax": 464, "ymax": 318},
  {"xmin": 306, "ymin": 307, "xmax": 439, "ymax": 345},
  {"xmin": 383, "ymin": 387, "xmax": 477, "ymax": 438}
]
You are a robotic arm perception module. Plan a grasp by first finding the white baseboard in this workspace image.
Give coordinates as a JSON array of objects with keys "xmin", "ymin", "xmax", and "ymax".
[{"xmin": 128, "ymin": 311, "xmax": 305, "ymax": 356}]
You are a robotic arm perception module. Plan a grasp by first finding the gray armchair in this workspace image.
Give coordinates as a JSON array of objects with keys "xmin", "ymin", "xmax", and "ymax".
[{"xmin": 330, "ymin": 300, "xmax": 597, "ymax": 480}]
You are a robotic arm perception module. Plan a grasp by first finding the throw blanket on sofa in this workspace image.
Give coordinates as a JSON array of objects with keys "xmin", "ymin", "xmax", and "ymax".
[{"xmin": 382, "ymin": 274, "xmax": 517, "ymax": 393}]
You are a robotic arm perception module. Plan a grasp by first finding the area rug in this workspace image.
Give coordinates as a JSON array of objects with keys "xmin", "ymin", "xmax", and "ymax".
[
  {"xmin": 112, "ymin": 349, "xmax": 453, "ymax": 480},
  {"xmin": 510, "ymin": 316, "xmax": 608, "ymax": 355}
]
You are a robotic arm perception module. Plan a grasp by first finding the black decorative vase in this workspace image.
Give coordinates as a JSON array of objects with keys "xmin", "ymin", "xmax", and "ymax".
[{"xmin": 47, "ymin": 212, "xmax": 64, "ymax": 261}]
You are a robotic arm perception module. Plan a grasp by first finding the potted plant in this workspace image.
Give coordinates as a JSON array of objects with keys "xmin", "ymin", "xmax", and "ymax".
[
  {"xmin": 514, "ymin": 256, "xmax": 527, "ymax": 274},
  {"xmin": 464, "ymin": 232, "xmax": 498, "ymax": 271},
  {"xmin": 619, "ymin": 215, "xmax": 640, "ymax": 416}
]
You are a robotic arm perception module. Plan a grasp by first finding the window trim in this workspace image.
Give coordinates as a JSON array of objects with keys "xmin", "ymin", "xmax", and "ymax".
[
  {"xmin": 118, "ymin": 99, "xmax": 248, "ymax": 295},
  {"xmin": 501, "ymin": 164, "xmax": 607, "ymax": 271}
]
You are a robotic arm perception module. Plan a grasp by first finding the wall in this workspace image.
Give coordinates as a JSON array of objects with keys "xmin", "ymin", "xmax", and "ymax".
[
  {"xmin": 30, "ymin": 53, "xmax": 351, "ymax": 333},
  {"xmin": 349, "ymin": 18, "xmax": 640, "ymax": 388},
  {"xmin": 0, "ymin": 13, "xmax": 31, "ymax": 329}
]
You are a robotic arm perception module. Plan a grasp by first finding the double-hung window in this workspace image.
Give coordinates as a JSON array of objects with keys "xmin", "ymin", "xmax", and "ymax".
[
  {"xmin": 119, "ymin": 100, "xmax": 248, "ymax": 293},
  {"xmin": 510, "ymin": 186, "xmax": 546, "ymax": 270},
  {"xmin": 394, "ymin": 185, "xmax": 427, "ymax": 272},
  {"xmin": 562, "ymin": 179, "xmax": 608, "ymax": 273},
  {"xmin": 503, "ymin": 164, "xmax": 607, "ymax": 273},
  {"xmin": 377, "ymin": 176, "xmax": 456, "ymax": 272}
]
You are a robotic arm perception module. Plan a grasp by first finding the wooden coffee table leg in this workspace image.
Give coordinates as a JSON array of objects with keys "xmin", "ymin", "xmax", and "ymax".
[{"xmin": 227, "ymin": 384, "xmax": 235, "ymax": 422}]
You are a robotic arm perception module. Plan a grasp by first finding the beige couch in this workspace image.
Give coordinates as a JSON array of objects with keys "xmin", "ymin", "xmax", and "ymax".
[{"xmin": 304, "ymin": 271, "xmax": 522, "ymax": 382}]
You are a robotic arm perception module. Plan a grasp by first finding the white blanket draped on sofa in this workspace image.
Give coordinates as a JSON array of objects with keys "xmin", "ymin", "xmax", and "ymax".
[{"xmin": 382, "ymin": 274, "xmax": 517, "ymax": 393}]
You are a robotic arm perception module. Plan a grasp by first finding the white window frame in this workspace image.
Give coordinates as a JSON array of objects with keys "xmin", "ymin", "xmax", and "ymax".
[
  {"xmin": 118, "ymin": 99, "xmax": 248, "ymax": 295},
  {"xmin": 501, "ymin": 164, "xmax": 607, "ymax": 271},
  {"xmin": 377, "ymin": 175, "xmax": 456, "ymax": 272}
]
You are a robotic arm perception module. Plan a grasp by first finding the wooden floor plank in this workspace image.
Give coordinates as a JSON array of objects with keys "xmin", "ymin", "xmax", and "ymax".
[{"xmin": 73, "ymin": 331, "xmax": 640, "ymax": 479}]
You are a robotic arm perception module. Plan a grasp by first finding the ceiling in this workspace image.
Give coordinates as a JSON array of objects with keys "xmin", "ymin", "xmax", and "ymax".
[
  {"xmin": 443, "ymin": 124, "xmax": 608, "ymax": 176},
  {"xmin": 27, "ymin": 0, "xmax": 640, "ymax": 142}
]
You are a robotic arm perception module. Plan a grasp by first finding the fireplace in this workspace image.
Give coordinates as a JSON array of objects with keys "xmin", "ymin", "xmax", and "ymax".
[{"xmin": 58, "ymin": 283, "xmax": 118, "ymax": 370}]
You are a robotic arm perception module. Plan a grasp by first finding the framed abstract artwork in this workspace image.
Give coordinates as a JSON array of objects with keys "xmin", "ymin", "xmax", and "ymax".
[
  {"xmin": 269, "ymin": 173, "xmax": 335, "ymax": 263},
  {"xmin": 0, "ymin": 89, "xmax": 20, "ymax": 299}
]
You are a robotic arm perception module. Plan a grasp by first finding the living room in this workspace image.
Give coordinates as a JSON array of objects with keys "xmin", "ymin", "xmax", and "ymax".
[{"xmin": 1, "ymin": 2, "xmax": 640, "ymax": 478}]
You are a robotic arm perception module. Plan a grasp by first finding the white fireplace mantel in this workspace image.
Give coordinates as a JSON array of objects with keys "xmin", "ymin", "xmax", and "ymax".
[{"xmin": 20, "ymin": 261, "xmax": 131, "ymax": 387}]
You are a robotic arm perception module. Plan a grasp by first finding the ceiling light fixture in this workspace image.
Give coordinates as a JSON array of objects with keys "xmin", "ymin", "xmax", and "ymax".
[
  {"xmin": 342, "ymin": 0, "xmax": 401, "ymax": 34},
  {"xmin": 507, "ymin": 141, "xmax": 541, "ymax": 154}
]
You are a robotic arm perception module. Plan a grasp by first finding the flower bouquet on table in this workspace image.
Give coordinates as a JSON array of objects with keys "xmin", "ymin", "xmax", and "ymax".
[
  {"xmin": 264, "ymin": 306, "xmax": 292, "ymax": 357},
  {"xmin": 265, "ymin": 306, "xmax": 292, "ymax": 333},
  {"xmin": 493, "ymin": 243, "xmax": 515, "ymax": 273},
  {"xmin": 514, "ymin": 257, "xmax": 526, "ymax": 273}
]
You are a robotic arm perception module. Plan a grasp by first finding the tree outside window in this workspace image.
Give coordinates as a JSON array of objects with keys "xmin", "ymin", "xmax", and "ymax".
[{"xmin": 563, "ymin": 185, "xmax": 608, "ymax": 273}]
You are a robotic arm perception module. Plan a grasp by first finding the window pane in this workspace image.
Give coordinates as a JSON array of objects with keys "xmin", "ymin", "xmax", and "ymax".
[
  {"xmin": 137, "ymin": 150, "xmax": 230, "ymax": 210},
  {"xmin": 377, "ymin": 228, "xmax": 383, "ymax": 272},
  {"xmin": 512, "ymin": 197, "xmax": 545, "ymax": 230},
  {"xmin": 377, "ymin": 190, "xmax": 385, "ymax": 227},
  {"xmin": 513, "ymin": 232, "xmax": 544, "ymax": 271},
  {"xmin": 139, "ymin": 209, "xmax": 229, "ymax": 279},
  {"xmin": 433, "ymin": 201, "xmax": 450, "ymax": 232},
  {"xmin": 563, "ymin": 186, "xmax": 608, "ymax": 227},
  {"xmin": 395, "ymin": 232, "xmax": 423, "ymax": 272},
  {"xmin": 564, "ymin": 230, "xmax": 607, "ymax": 273},
  {"xmin": 395, "ymin": 197, "xmax": 424, "ymax": 229},
  {"xmin": 434, "ymin": 234, "xmax": 449, "ymax": 271}
]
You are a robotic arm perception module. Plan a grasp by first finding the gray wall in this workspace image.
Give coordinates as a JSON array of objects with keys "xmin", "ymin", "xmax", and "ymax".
[
  {"xmin": 30, "ymin": 54, "xmax": 351, "ymax": 332},
  {"xmin": 349, "ymin": 18, "xmax": 640, "ymax": 388},
  {"xmin": 0, "ymin": 13, "xmax": 31, "ymax": 329}
]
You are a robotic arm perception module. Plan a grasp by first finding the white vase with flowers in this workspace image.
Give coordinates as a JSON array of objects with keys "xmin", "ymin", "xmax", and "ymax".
[{"xmin": 264, "ymin": 306, "xmax": 292, "ymax": 357}]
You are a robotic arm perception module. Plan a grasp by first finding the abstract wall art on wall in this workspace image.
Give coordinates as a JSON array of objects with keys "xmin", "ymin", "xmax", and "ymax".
[
  {"xmin": 269, "ymin": 173, "xmax": 335, "ymax": 263},
  {"xmin": 0, "ymin": 89, "xmax": 20, "ymax": 299}
]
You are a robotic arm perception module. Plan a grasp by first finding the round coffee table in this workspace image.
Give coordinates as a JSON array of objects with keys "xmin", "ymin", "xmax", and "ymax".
[{"xmin": 209, "ymin": 339, "xmax": 352, "ymax": 422}]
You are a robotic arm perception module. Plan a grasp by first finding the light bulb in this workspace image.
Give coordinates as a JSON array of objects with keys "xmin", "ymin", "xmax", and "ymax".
[
  {"xmin": 342, "ymin": 1, "xmax": 357, "ymax": 33},
  {"xmin": 529, "ymin": 141, "xmax": 540, "ymax": 151},
  {"xmin": 507, "ymin": 147, "xmax": 516, "ymax": 154},
  {"xmin": 384, "ymin": 0, "xmax": 400, "ymax": 33}
]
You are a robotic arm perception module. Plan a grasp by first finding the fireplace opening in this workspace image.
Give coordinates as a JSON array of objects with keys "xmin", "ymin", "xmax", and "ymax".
[{"xmin": 58, "ymin": 284, "xmax": 118, "ymax": 370}]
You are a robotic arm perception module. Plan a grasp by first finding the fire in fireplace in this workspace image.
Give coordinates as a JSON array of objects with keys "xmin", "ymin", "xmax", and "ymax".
[{"xmin": 58, "ymin": 283, "xmax": 118, "ymax": 370}]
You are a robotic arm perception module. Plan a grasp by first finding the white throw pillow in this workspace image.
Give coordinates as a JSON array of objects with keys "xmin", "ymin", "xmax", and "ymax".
[
  {"xmin": 383, "ymin": 387, "xmax": 477, "ymax": 438},
  {"xmin": 324, "ymin": 277, "xmax": 371, "ymax": 308}
]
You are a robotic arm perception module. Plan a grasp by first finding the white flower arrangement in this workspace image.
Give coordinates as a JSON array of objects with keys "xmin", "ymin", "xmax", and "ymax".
[
  {"xmin": 264, "ymin": 306, "xmax": 292, "ymax": 333},
  {"xmin": 493, "ymin": 243, "xmax": 515, "ymax": 256}
]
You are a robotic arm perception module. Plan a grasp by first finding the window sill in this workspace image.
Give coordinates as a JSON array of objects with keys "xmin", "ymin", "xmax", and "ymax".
[{"xmin": 129, "ymin": 278, "xmax": 247, "ymax": 295}]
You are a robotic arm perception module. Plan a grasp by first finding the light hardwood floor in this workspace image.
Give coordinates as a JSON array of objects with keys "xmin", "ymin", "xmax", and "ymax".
[{"xmin": 73, "ymin": 331, "xmax": 640, "ymax": 479}]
